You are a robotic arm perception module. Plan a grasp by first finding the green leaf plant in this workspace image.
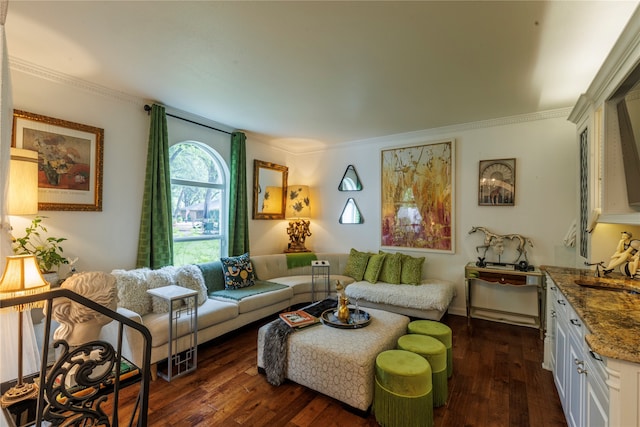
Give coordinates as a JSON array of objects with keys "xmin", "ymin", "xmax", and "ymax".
[{"xmin": 12, "ymin": 216, "xmax": 69, "ymax": 273}]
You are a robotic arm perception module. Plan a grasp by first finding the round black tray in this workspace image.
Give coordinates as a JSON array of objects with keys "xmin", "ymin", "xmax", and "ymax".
[{"xmin": 320, "ymin": 308, "xmax": 371, "ymax": 329}]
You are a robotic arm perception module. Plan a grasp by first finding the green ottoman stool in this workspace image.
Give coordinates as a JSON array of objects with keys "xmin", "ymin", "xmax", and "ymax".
[
  {"xmin": 397, "ymin": 334, "xmax": 447, "ymax": 407},
  {"xmin": 374, "ymin": 349, "xmax": 433, "ymax": 427},
  {"xmin": 408, "ymin": 320, "xmax": 453, "ymax": 378}
]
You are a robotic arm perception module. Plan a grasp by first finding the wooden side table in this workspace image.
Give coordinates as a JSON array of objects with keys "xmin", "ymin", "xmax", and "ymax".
[{"xmin": 146, "ymin": 285, "xmax": 198, "ymax": 381}]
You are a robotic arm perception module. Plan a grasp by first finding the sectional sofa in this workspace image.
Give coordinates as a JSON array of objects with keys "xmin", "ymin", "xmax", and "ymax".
[{"xmin": 103, "ymin": 251, "xmax": 456, "ymax": 374}]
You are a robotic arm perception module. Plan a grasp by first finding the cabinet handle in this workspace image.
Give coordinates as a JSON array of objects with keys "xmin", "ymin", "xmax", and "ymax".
[
  {"xmin": 577, "ymin": 367, "xmax": 588, "ymax": 375},
  {"xmin": 574, "ymin": 358, "xmax": 584, "ymax": 366},
  {"xmin": 551, "ymin": 286, "xmax": 557, "ymax": 291},
  {"xmin": 589, "ymin": 350, "xmax": 603, "ymax": 361},
  {"xmin": 557, "ymin": 299, "xmax": 566, "ymax": 305},
  {"xmin": 551, "ymin": 310, "xmax": 556, "ymax": 318},
  {"xmin": 570, "ymin": 318, "xmax": 581, "ymax": 327}
]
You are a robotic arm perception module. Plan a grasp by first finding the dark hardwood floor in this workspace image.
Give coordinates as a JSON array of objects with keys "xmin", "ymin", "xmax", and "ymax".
[{"xmin": 113, "ymin": 314, "xmax": 567, "ymax": 427}]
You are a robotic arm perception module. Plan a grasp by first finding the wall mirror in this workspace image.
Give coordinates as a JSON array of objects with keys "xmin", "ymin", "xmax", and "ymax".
[
  {"xmin": 339, "ymin": 198, "xmax": 364, "ymax": 224},
  {"xmin": 253, "ymin": 159, "xmax": 288, "ymax": 219},
  {"xmin": 338, "ymin": 165, "xmax": 363, "ymax": 191}
]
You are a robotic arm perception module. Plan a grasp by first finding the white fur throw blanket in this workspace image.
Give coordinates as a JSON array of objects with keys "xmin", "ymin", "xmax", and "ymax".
[{"xmin": 345, "ymin": 280, "xmax": 456, "ymax": 312}]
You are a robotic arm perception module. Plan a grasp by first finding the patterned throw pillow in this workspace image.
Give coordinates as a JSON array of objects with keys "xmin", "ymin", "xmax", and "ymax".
[
  {"xmin": 378, "ymin": 251, "xmax": 403, "ymax": 284},
  {"xmin": 220, "ymin": 253, "xmax": 255, "ymax": 289},
  {"xmin": 400, "ymin": 254, "xmax": 425, "ymax": 285},
  {"xmin": 344, "ymin": 248, "xmax": 371, "ymax": 281},
  {"xmin": 363, "ymin": 253, "xmax": 386, "ymax": 283}
]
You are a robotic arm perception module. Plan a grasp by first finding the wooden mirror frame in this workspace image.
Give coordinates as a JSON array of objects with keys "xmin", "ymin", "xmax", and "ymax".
[{"xmin": 253, "ymin": 159, "xmax": 288, "ymax": 219}]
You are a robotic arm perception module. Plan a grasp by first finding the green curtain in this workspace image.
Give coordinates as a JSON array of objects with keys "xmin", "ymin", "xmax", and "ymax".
[
  {"xmin": 136, "ymin": 104, "xmax": 174, "ymax": 269},
  {"xmin": 228, "ymin": 131, "xmax": 249, "ymax": 256}
]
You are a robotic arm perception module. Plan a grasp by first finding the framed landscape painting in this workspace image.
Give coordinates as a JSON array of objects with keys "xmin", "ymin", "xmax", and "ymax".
[
  {"xmin": 381, "ymin": 140, "xmax": 455, "ymax": 253},
  {"xmin": 12, "ymin": 110, "xmax": 104, "ymax": 211}
]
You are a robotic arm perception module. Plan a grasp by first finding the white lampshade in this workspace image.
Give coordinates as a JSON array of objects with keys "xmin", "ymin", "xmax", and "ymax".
[
  {"xmin": 285, "ymin": 185, "xmax": 311, "ymax": 219},
  {"xmin": 9, "ymin": 148, "xmax": 39, "ymax": 215},
  {"xmin": 262, "ymin": 186, "xmax": 283, "ymax": 214},
  {"xmin": 0, "ymin": 255, "xmax": 49, "ymax": 311}
]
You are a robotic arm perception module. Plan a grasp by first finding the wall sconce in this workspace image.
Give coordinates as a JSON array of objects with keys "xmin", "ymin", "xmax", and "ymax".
[
  {"xmin": 285, "ymin": 185, "xmax": 312, "ymax": 253},
  {"xmin": 9, "ymin": 148, "xmax": 39, "ymax": 215},
  {"xmin": 0, "ymin": 255, "xmax": 49, "ymax": 408}
]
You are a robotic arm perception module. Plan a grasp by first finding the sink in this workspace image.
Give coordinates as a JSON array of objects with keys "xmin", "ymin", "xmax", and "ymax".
[{"xmin": 574, "ymin": 280, "xmax": 640, "ymax": 295}]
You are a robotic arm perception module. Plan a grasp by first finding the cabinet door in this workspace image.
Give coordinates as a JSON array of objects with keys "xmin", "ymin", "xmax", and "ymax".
[
  {"xmin": 567, "ymin": 330, "xmax": 586, "ymax": 427},
  {"xmin": 554, "ymin": 311, "xmax": 568, "ymax": 406},
  {"xmin": 585, "ymin": 377, "xmax": 608, "ymax": 427}
]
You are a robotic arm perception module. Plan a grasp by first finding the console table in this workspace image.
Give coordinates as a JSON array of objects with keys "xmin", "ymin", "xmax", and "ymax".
[{"xmin": 464, "ymin": 263, "xmax": 545, "ymax": 338}]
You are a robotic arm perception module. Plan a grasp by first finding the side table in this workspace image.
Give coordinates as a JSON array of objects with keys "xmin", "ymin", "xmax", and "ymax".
[
  {"xmin": 146, "ymin": 285, "xmax": 198, "ymax": 381},
  {"xmin": 311, "ymin": 260, "xmax": 331, "ymax": 302}
]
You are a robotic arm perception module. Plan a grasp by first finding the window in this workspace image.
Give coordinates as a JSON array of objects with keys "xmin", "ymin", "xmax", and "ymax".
[{"xmin": 169, "ymin": 142, "xmax": 228, "ymax": 266}]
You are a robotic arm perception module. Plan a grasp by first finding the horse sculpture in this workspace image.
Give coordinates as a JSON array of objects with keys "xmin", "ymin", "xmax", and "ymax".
[{"xmin": 468, "ymin": 226, "xmax": 533, "ymax": 265}]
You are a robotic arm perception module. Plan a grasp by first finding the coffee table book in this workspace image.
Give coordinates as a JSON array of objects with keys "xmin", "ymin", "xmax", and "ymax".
[{"xmin": 279, "ymin": 310, "xmax": 319, "ymax": 328}]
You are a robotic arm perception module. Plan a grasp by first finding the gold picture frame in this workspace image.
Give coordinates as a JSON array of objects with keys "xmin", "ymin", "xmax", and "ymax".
[
  {"xmin": 381, "ymin": 140, "xmax": 455, "ymax": 253},
  {"xmin": 12, "ymin": 110, "xmax": 104, "ymax": 211},
  {"xmin": 478, "ymin": 158, "xmax": 515, "ymax": 206}
]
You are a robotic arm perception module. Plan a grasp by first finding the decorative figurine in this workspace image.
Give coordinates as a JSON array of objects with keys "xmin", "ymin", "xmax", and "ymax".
[
  {"xmin": 604, "ymin": 231, "xmax": 640, "ymax": 277},
  {"xmin": 468, "ymin": 226, "xmax": 534, "ymax": 270},
  {"xmin": 335, "ymin": 280, "xmax": 350, "ymax": 322}
]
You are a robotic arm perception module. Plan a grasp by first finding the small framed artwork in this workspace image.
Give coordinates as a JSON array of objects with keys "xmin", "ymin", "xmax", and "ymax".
[
  {"xmin": 478, "ymin": 158, "xmax": 515, "ymax": 206},
  {"xmin": 12, "ymin": 110, "xmax": 104, "ymax": 211}
]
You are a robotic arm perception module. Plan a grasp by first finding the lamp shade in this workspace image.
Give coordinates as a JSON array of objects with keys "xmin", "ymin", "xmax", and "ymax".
[
  {"xmin": 285, "ymin": 185, "xmax": 311, "ymax": 219},
  {"xmin": 0, "ymin": 255, "xmax": 49, "ymax": 310},
  {"xmin": 9, "ymin": 148, "xmax": 39, "ymax": 215}
]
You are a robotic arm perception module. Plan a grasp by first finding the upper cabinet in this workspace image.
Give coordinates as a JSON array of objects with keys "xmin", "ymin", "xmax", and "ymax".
[{"xmin": 569, "ymin": 8, "xmax": 640, "ymax": 226}]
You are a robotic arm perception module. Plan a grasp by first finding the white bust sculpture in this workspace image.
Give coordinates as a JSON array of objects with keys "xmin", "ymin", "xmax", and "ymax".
[{"xmin": 51, "ymin": 271, "xmax": 118, "ymax": 347}]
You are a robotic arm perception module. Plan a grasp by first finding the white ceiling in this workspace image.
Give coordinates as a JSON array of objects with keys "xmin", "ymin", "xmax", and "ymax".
[{"xmin": 5, "ymin": 1, "xmax": 639, "ymax": 152}]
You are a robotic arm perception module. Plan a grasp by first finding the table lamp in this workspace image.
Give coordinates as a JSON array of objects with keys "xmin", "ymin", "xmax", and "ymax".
[
  {"xmin": 8, "ymin": 148, "xmax": 39, "ymax": 215},
  {"xmin": 285, "ymin": 185, "xmax": 312, "ymax": 252},
  {"xmin": 0, "ymin": 255, "xmax": 50, "ymax": 408}
]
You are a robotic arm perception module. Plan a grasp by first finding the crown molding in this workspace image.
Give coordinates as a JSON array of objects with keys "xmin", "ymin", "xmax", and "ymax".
[{"xmin": 9, "ymin": 56, "xmax": 145, "ymax": 107}]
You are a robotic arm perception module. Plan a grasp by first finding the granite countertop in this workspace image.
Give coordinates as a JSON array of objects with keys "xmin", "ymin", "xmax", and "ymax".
[{"xmin": 541, "ymin": 266, "xmax": 640, "ymax": 364}]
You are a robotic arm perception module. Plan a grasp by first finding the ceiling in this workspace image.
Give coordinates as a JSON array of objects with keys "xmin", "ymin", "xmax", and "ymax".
[{"xmin": 4, "ymin": 1, "xmax": 639, "ymax": 152}]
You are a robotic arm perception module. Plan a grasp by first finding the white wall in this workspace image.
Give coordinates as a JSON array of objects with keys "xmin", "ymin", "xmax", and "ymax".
[
  {"xmin": 10, "ymin": 64, "xmax": 580, "ymax": 316},
  {"xmin": 10, "ymin": 68, "xmax": 148, "ymax": 274},
  {"xmin": 253, "ymin": 113, "xmax": 579, "ymax": 315}
]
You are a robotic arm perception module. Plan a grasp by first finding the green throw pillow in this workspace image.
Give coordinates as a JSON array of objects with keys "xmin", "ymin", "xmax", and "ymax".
[
  {"xmin": 378, "ymin": 251, "xmax": 402, "ymax": 283},
  {"xmin": 220, "ymin": 252, "xmax": 255, "ymax": 289},
  {"xmin": 363, "ymin": 253, "xmax": 386, "ymax": 283},
  {"xmin": 400, "ymin": 254, "xmax": 425, "ymax": 285},
  {"xmin": 344, "ymin": 248, "xmax": 371, "ymax": 281}
]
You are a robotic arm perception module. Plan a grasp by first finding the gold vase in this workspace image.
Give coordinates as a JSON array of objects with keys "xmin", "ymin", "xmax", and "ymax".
[{"xmin": 337, "ymin": 296, "xmax": 350, "ymax": 322}]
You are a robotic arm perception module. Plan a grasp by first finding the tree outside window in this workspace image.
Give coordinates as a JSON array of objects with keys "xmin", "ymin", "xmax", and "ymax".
[{"xmin": 169, "ymin": 142, "xmax": 227, "ymax": 265}]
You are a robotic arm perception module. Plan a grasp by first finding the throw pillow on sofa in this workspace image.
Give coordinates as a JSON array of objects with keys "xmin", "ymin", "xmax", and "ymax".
[
  {"xmin": 378, "ymin": 251, "xmax": 402, "ymax": 283},
  {"xmin": 147, "ymin": 266, "xmax": 181, "ymax": 313},
  {"xmin": 175, "ymin": 264, "xmax": 209, "ymax": 306},
  {"xmin": 363, "ymin": 253, "xmax": 386, "ymax": 283},
  {"xmin": 344, "ymin": 248, "xmax": 371, "ymax": 281},
  {"xmin": 112, "ymin": 268, "xmax": 152, "ymax": 316},
  {"xmin": 400, "ymin": 254, "xmax": 425, "ymax": 285},
  {"xmin": 220, "ymin": 252, "xmax": 255, "ymax": 289}
]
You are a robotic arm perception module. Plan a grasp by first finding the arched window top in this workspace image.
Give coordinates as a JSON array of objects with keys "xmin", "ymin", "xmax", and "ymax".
[{"xmin": 170, "ymin": 141, "xmax": 224, "ymax": 185}]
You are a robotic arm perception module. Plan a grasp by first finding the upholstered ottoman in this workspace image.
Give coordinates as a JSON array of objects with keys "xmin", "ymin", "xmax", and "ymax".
[{"xmin": 257, "ymin": 307, "xmax": 410, "ymax": 411}]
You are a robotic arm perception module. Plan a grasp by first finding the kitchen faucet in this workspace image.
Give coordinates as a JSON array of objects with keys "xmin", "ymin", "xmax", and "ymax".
[{"xmin": 585, "ymin": 261, "xmax": 605, "ymax": 277}]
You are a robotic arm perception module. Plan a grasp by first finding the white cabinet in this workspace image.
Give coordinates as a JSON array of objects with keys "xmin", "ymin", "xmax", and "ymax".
[
  {"xmin": 543, "ymin": 276, "xmax": 557, "ymax": 371},
  {"xmin": 553, "ymin": 290, "xmax": 611, "ymax": 427},
  {"xmin": 585, "ymin": 348, "xmax": 609, "ymax": 427}
]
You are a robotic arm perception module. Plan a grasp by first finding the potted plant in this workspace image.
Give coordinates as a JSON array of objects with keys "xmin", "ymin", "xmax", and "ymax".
[{"xmin": 12, "ymin": 216, "xmax": 69, "ymax": 277}]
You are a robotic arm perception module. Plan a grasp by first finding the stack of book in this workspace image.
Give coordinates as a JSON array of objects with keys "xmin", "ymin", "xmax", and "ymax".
[{"xmin": 279, "ymin": 310, "xmax": 320, "ymax": 329}]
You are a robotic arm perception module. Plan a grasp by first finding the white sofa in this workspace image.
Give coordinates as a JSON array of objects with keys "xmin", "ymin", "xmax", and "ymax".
[{"xmin": 107, "ymin": 252, "xmax": 456, "ymax": 372}]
